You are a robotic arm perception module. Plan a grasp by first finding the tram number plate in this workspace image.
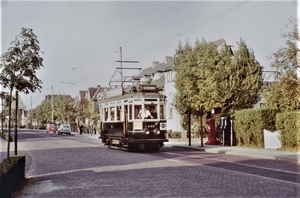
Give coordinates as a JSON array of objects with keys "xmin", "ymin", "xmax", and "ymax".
[
  {"xmin": 133, "ymin": 122, "xmax": 143, "ymax": 130},
  {"xmin": 160, "ymin": 123, "xmax": 166, "ymax": 130},
  {"xmin": 112, "ymin": 139, "xmax": 120, "ymax": 144}
]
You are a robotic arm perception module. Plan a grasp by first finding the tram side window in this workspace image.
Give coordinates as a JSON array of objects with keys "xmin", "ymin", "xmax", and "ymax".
[
  {"xmin": 124, "ymin": 105, "xmax": 128, "ymax": 120},
  {"xmin": 135, "ymin": 105, "xmax": 142, "ymax": 119},
  {"xmin": 129, "ymin": 104, "xmax": 133, "ymax": 120},
  {"xmin": 110, "ymin": 107, "xmax": 115, "ymax": 120},
  {"xmin": 150, "ymin": 105, "xmax": 158, "ymax": 119},
  {"xmin": 160, "ymin": 104, "xmax": 165, "ymax": 119},
  {"xmin": 116, "ymin": 106, "xmax": 121, "ymax": 121},
  {"xmin": 104, "ymin": 108, "xmax": 108, "ymax": 121}
]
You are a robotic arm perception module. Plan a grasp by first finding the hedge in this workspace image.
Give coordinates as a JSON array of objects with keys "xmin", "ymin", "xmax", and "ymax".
[{"xmin": 234, "ymin": 107, "xmax": 278, "ymax": 147}]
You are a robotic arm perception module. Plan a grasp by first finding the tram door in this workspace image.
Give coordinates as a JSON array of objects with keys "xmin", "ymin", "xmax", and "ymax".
[{"xmin": 123, "ymin": 105, "xmax": 128, "ymax": 138}]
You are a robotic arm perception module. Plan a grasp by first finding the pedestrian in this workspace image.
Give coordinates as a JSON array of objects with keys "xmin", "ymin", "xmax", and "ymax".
[
  {"xmin": 79, "ymin": 124, "xmax": 83, "ymax": 135},
  {"xmin": 138, "ymin": 106, "xmax": 153, "ymax": 119}
]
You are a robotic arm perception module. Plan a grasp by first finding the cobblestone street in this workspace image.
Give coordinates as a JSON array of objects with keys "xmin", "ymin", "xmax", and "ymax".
[{"xmin": 1, "ymin": 130, "xmax": 299, "ymax": 197}]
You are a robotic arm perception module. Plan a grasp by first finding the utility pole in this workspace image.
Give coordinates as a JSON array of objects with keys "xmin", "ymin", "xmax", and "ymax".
[
  {"xmin": 1, "ymin": 97, "xmax": 3, "ymax": 133},
  {"xmin": 119, "ymin": 46, "xmax": 123, "ymax": 90},
  {"xmin": 188, "ymin": 110, "xmax": 191, "ymax": 146},
  {"xmin": 30, "ymin": 96, "xmax": 32, "ymax": 129},
  {"xmin": 200, "ymin": 105, "xmax": 204, "ymax": 147},
  {"xmin": 51, "ymin": 85, "xmax": 54, "ymax": 123},
  {"xmin": 110, "ymin": 47, "xmax": 141, "ymax": 89}
]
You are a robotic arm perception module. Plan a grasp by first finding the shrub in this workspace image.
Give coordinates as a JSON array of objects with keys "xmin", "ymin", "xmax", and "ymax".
[
  {"xmin": 167, "ymin": 130, "xmax": 181, "ymax": 138},
  {"xmin": 0, "ymin": 156, "xmax": 26, "ymax": 197},
  {"xmin": 276, "ymin": 111, "xmax": 300, "ymax": 149},
  {"xmin": 0, "ymin": 132, "xmax": 12, "ymax": 142}
]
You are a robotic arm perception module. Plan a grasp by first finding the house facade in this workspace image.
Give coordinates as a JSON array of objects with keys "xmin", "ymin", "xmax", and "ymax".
[{"xmin": 134, "ymin": 56, "xmax": 184, "ymax": 133}]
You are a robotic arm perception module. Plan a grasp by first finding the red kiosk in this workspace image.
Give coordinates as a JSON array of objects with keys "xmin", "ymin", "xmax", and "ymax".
[{"xmin": 205, "ymin": 109, "xmax": 216, "ymax": 145}]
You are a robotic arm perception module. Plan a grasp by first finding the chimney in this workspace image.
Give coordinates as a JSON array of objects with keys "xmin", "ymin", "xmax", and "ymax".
[
  {"xmin": 152, "ymin": 61, "xmax": 159, "ymax": 66},
  {"xmin": 164, "ymin": 56, "xmax": 173, "ymax": 63}
]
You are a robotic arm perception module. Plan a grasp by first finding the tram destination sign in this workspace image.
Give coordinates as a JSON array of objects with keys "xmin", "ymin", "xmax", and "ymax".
[{"xmin": 139, "ymin": 84, "xmax": 157, "ymax": 92}]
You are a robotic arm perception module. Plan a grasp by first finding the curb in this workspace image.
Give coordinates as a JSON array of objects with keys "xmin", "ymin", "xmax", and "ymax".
[{"xmin": 172, "ymin": 145, "xmax": 300, "ymax": 163}]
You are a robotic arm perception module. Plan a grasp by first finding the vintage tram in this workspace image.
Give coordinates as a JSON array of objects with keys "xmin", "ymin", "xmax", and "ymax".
[{"xmin": 99, "ymin": 84, "xmax": 168, "ymax": 151}]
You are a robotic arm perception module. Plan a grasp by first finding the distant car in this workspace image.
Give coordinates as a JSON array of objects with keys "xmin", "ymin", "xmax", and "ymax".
[
  {"xmin": 46, "ymin": 123, "xmax": 57, "ymax": 133},
  {"xmin": 57, "ymin": 124, "xmax": 72, "ymax": 135}
]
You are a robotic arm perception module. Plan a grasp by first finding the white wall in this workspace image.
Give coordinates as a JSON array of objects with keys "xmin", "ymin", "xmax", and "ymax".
[{"xmin": 164, "ymin": 70, "xmax": 184, "ymax": 132}]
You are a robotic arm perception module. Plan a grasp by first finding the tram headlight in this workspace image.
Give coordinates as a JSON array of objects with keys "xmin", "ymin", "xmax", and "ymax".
[
  {"xmin": 153, "ymin": 128, "xmax": 160, "ymax": 135},
  {"xmin": 143, "ymin": 128, "xmax": 150, "ymax": 135}
]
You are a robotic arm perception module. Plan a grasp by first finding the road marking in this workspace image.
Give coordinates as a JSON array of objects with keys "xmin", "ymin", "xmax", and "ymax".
[
  {"xmin": 202, "ymin": 163, "xmax": 300, "ymax": 186},
  {"xmin": 162, "ymin": 151, "xmax": 300, "ymax": 185},
  {"xmin": 198, "ymin": 156, "xmax": 300, "ymax": 175},
  {"xmin": 164, "ymin": 152, "xmax": 300, "ymax": 175},
  {"xmin": 28, "ymin": 158, "xmax": 197, "ymax": 179}
]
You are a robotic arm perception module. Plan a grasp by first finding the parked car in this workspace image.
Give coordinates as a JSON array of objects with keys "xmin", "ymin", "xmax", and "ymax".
[
  {"xmin": 46, "ymin": 123, "xmax": 57, "ymax": 133},
  {"xmin": 57, "ymin": 124, "xmax": 72, "ymax": 135}
]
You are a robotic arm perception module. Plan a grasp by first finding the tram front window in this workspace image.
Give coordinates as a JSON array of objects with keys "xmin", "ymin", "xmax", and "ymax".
[
  {"xmin": 150, "ymin": 106, "xmax": 157, "ymax": 119},
  {"xmin": 136, "ymin": 104, "xmax": 157, "ymax": 119},
  {"xmin": 160, "ymin": 104, "xmax": 165, "ymax": 119}
]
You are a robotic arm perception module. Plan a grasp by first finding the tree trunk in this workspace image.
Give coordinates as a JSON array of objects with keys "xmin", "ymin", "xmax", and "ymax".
[
  {"xmin": 7, "ymin": 90, "xmax": 12, "ymax": 162},
  {"xmin": 199, "ymin": 113, "xmax": 204, "ymax": 147},
  {"xmin": 14, "ymin": 91, "xmax": 18, "ymax": 155}
]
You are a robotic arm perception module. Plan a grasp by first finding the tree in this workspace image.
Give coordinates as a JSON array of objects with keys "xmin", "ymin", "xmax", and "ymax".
[
  {"xmin": 173, "ymin": 38, "xmax": 263, "ymax": 129},
  {"xmin": 35, "ymin": 96, "xmax": 76, "ymax": 128},
  {"xmin": 262, "ymin": 18, "xmax": 300, "ymax": 111},
  {"xmin": 173, "ymin": 40, "xmax": 194, "ymax": 125},
  {"xmin": 217, "ymin": 39, "xmax": 263, "ymax": 113},
  {"xmin": 54, "ymin": 96, "xmax": 76, "ymax": 124},
  {"xmin": 75, "ymin": 98, "xmax": 90, "ymax": 126},
  {"xmin": 0, "ymin": 28, "xmax": 43, "ymax": 159},
  {"xmin": 75, "ymin": 98, "xmax": 99, "ymax": 133},
  {"xmin": 35, "ymin": 100, "xmax": 54, "ymax": 125}
]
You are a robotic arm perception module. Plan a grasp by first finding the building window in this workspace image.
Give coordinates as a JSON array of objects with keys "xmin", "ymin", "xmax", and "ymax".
[
  {"xmin": 167, "ymin": 71, "xmax": 172, "ymax": 82},
  {"xmin": 169, "ymin": 107, "xmax": 173, "ymax": 119}
]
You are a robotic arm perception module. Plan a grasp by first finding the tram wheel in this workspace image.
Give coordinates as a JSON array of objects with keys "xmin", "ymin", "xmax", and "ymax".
[{"xmin": 138, "ymin": 144, "xmax": 145, "ymax": 151}]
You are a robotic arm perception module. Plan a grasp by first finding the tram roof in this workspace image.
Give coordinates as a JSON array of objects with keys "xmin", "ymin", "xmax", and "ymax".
[{"xmin": 98, "ymin": 91, "xmax": 162, "ymax": 103}]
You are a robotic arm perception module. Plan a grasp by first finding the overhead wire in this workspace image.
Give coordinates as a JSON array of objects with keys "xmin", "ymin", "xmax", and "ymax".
[
  {"xmin": 57, "ymin": 66, "xmax": 114, "ymax": 94},
  {"xmin": 131, "ymin": 0, "xmax": 251, "ymax": 59},
  {"xmin": 62, "ymin": 2, "xmax": 189, "ymax": 87},
  {"xmin": 58, "ymin": 0, "xmax": 251, "ymax": 93},
  {"xmin": 123, "ymin": 1, "xmax": 189, "ymax": 44}
]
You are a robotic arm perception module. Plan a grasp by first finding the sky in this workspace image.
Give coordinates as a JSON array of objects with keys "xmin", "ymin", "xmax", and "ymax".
[{"xmin": 0, "ymin": 0, "xmax": 298, "ymax": 109}]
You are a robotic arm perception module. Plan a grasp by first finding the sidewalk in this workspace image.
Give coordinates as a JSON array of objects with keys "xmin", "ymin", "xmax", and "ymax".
[
  {"xmin": 77, "ymin": 135, "xmax": 300, "ymax": 163},
  {"xmin": 167, "ymin": 138, "xmax": 300, "ymax": 163},
  {"xmin": 1, "ymin": 135, "xmax": 299, "ymax": 163}
]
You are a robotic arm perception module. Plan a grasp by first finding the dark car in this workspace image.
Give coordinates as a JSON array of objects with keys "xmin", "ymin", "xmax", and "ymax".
[
  {"xmin": 46, "ymin": 123, "xmax": 57, "ymax": 133},
  {"xmin": 57, "ymin": 124, "xmax": 72, "ymax": 135}
]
